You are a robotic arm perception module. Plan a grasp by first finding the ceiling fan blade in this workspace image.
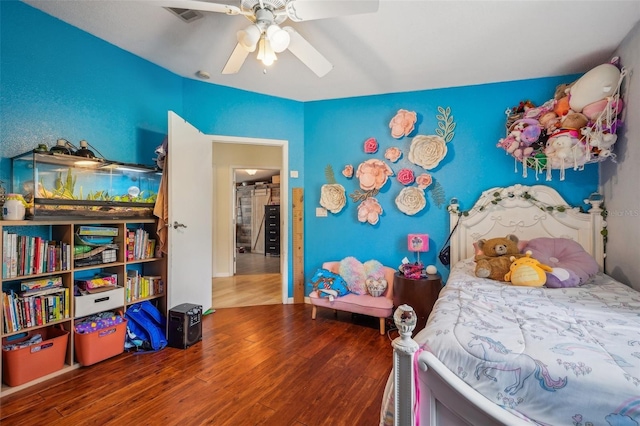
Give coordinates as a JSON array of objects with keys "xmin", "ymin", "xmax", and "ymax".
[
  {"xmin": 222, "ymin": 43, "xmax": 250, "ymax": 74},
  {"xmin": 283, "ymin": 26, "xmax": 332, "ymax": 77},
  {"xmin": 284, "ymin": 0, "xmax": 379, "ymax": 22},
  {"xmin": 158, "ymin": 0, "xmax": 243, "ymax": 15}
]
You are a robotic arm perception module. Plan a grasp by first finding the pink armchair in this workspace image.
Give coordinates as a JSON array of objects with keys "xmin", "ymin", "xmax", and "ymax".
[{"xmin": 309, "ymin": 261, "xmax": 396, "ymax": 335}]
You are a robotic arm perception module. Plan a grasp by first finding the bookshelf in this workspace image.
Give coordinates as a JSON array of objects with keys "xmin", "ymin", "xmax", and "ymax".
[{"xmin": 0, "ymin": 218, "xmax": 166, "ymax": 397}]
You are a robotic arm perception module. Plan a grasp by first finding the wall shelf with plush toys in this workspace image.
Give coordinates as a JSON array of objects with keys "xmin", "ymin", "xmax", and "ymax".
[{"xmin": 497, "ymin": 58, "xmax": 628, "ymax": 180}]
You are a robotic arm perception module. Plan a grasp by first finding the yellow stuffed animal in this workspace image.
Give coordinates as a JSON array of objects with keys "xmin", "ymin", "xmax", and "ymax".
[{"xmin": 505, "ymin": 251, "xmax": 553, "ymax": 287}]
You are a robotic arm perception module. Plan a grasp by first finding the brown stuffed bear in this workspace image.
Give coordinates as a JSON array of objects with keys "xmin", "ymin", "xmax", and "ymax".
[{"xmin": 474, "ymin": 234, "xmax": 523, "ymax": 281}]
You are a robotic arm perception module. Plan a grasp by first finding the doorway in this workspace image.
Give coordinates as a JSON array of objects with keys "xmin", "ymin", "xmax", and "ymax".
[
  {"xmin": 234, "ymin": 167, "xmax": 282, "ymax": 277},
  {"xmin": 211, "ymin": 140, "xmax": 287, "ymax": 309}
]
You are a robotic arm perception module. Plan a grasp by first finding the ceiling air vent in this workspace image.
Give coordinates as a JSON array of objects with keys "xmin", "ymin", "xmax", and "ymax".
[{"xmin": 165, "ymin": 7, "xmax": 204, "ymax": 23}]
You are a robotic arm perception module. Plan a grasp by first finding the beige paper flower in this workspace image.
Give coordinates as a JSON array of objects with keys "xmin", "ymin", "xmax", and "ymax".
[
  {"xmin": 355, "ymin": 159, "xmax": 394, "ymax": 191},
  {"xmin": 357, "ymin": 197, "xmax": 383, "ymax": 225},
  {"xmin": 408, "ymin": 135, "xmax": 448, "ymax": 170},
  {"xmin": 389, "ymin": 109, "xmax": 417, "ymax": 139},
  {"xmin": 395, "ymin": 187, "xmax": 427, "ymax": 216},
  {"xmin": 320, "ymin": 184, "xmax": 347, "ymax": 214},
  {"xmin": 416, "ymin": 173, "xmax": 433, "ymax": 190},
  {"xmin": 384, "ymin": 147, "xmax": 402, "ymax": 163}
]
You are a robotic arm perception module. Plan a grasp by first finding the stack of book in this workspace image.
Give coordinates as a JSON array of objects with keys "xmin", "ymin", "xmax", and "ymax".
[
  {"xmin": 2, "ymin": 276, "xmax": 69, "ymax": 332},
  {"xmin": 126, "ymin": 228, "xmax": 156, "ymax": 261},
  {"xmin": 2, "ymin": 232, "xmax": 71, "ymax": 278},
  {"xmin": 125, "ymin": 270, "xmax": 163, "ymax": 302}
]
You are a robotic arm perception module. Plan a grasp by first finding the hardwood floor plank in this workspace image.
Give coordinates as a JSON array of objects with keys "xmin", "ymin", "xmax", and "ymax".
[{"xmin": 0, "ymin": 304, "xmax": 394, "ymax": 426}]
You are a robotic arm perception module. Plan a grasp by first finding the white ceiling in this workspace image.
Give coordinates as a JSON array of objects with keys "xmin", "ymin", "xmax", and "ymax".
[{"xmin": 22, "ymin": 0, "xmax": 640, "ymax": 102}]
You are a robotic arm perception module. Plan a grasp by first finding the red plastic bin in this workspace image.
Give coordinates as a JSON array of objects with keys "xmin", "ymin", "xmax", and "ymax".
[
  {"xmin": 74, "ymin": 318, "xmax": 127, "ymax": 366},
  {"xmin": 2, "ymin": 326, "xmax": 69, "ymax": 387}
]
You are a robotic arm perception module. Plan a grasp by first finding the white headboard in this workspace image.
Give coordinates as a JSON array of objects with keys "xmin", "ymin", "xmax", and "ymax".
[{"xmin": 448, "ymin": 184, "xmax": 605, "ymax": 270}]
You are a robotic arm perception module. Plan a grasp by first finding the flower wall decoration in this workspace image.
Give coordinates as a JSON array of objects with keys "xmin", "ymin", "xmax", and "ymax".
[
  {"xmin": 363, "ymin": 137, "xmax": 378, "ymax": 154},
  {"xmin": 389, "ymin": 109, "xmax": 417, "ymax": 139},
  {"xmin": 357, "ymin": 197, "xmax": 383, "ymax": 225},
  {"xmin": 320, "ymin": 184, "xmax": 347, "ymax": 214},
  {"xmin": 395, "ymin": 187, "xmax": 427, "ymax": 216},
  {"xmin": 396, "ymin": 168, "xmax": 415, "ymax": 186},
  {"xmin": 319, "ymin": 165, "xmax": 347, "ymax": 214},
  {"xmin": 350, "ymin": 159, "xmax": 394, "ymax": 202},
  {"xmin": 415, "ymin": 173, "xmax": 432, "ymax": 190},
  {"xmin": 321, "ymin": 106, "xmax": 456, "ymax": 225},
  {"xmin": 408, "ymin": 135, "xmax": 448, "ymax": 170},
  {"xmin": 384, "ymin": 147, "xmax": 402, "ymax": 163}
]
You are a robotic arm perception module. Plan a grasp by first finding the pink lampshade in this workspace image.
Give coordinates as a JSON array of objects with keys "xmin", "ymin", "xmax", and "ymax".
[{"xmin": 408, "ymin": 234, "xmax": 429, "ymax": 252}]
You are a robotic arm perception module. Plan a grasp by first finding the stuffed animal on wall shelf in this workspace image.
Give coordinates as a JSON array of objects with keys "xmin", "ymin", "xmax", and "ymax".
[
  {"xmin": 505, "ymin": 251, "xmax": 553, "ymax": 287},
  {"xmin": 474, "ymin": 234, "xmax": 523, "ymax": 281}
]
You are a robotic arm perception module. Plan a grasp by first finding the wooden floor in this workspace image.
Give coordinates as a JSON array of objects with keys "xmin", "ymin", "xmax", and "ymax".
[
  {"xmin": 212, "ymin": 252, "xmax": 282, "ymax": 309},
  {"xmin": 0, "ymin": 304, "xmax": 395, "ymax": 425}
]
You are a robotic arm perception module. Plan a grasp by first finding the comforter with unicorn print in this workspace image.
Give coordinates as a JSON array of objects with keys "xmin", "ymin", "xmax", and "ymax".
[{"xmin": 418, "ymin": 257, "xmax": 640, "ymax": 426}]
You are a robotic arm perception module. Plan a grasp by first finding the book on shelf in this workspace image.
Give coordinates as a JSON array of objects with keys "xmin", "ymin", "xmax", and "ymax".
[
  {"xmin": 2, "ymin": 230, "xmax": 8, "ymax": 279},
  {"xmin": 2, "ymin": 286, "xmax": 69, "ymax": 332},
  {"xmin": 1, "ymin": 232, "xmax": 70, "ymax": 278},
  {"xmin": 77, "ymin": 226, "xmax": 118, "ymax": 237},
  {"xmin": 126, "ymin": 230, "xmax": 135, "ymax": 261},
  {"xmin": 20, "ymin": 275, "xmax": 63, "ymax": 292}
]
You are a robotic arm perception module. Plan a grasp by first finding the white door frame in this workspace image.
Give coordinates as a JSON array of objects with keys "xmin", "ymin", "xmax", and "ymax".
[{"xmin": 213, "ymin": 136, "xmax": 289, "ymax": 305}]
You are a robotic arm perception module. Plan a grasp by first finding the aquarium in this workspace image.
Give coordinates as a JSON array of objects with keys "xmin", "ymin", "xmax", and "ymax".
[{"xmin": 11, "ymin": 151, "xmax": 161, "ymax": 220}]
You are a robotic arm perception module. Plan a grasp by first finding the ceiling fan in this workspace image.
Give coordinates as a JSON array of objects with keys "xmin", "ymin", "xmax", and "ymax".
[{"xmin": 159, "ymin": 0, "xmax": 379, "ymax": 77}]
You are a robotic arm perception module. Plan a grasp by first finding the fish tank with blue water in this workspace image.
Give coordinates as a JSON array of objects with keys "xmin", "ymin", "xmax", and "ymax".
[{"xmin": 11, "ymin": 150, "xmax": 161, "ymax": 220}]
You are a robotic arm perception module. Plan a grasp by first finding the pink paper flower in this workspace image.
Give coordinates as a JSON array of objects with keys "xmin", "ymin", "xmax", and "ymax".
[
  {"xmin": 357, "ymin": 197, "xmax": 383, "ymax": 225},
  {"xmin": 356, "ymin": 159, "xmax": 394, "ymax": 191},
  {"xmin": 342, "ymin": 164, "xmax": 353, "ymax": 178},
  {"xmin": 384, "ymin": 147, "xmax": 402, "ymax": 163},
  {"xmin": 416, "ymin": 173, "xmax": 433, "ymax": 189},
  {"xmin": 363, "ymin": 137, "xmax": 378, "ymax": 154},
  {"xmin": 389, "ymin": 109, "xmax": 417, "ymax": 139},
  {"xmin": 397, "ymin": 168, "xmax": 415, "ymax": 185}
]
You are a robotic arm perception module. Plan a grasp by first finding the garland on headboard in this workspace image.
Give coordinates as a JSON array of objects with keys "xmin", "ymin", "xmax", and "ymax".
[{"xmin": 446, "ymin": 185, "xmax": 578, "ymax": 218}]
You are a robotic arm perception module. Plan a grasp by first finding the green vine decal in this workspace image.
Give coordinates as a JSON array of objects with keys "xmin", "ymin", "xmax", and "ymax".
[
  {"xmin": 448, "ymin": 189, "xmax": 576, "ymax": 217},
  {"xmin": 429, "ymin": 181, "xmax": 446, "ymax": 209},
  {"xmin": 435, "ymin": 106, "xmax": 456, "ymax": 143}
]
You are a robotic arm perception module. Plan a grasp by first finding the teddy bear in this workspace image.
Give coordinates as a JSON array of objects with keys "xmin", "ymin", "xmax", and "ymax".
[
  {"xmin": 474, "ymin": 234, "xmax": 523, "ymax": 281},
  {"xmin": 504, "ymin": 251, "xmax": 553, "ymax": 287}
]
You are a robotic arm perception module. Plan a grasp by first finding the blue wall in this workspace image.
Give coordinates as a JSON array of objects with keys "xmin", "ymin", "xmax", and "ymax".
[
  {"xmin": 303, "ymin": 80, "xmax": 598, "ymax": 282},
  {"xmin": 0, "ymin": 1, "xmax": 181, "ymax": 179},
  {"xmin": 1, "ymin": 1, "xmax": 599, "ymax": 295}
]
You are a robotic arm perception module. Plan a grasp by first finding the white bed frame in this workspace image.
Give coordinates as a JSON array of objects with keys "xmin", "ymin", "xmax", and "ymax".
[{"xmin": 392, "ymin": 184, "xmax": 605, "ymax": 426}]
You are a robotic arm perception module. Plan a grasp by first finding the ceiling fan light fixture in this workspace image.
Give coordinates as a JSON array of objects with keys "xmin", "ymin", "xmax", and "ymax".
[
  {"xmin": 266, "ymin": 24, "xmax": 290, "ymax": 53},
  {"xmin": 237, "ymin": 24, "xmax": 261, "ymax": 52},
  {"xmin": 256, "ymin": 36, "xmax": 277, "ymax": 66}
]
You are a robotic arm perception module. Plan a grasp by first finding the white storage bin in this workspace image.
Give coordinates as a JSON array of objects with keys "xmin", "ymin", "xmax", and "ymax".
[{"xmin": 75, "ymin": 286, "xmax": 125, "ymax": 318}]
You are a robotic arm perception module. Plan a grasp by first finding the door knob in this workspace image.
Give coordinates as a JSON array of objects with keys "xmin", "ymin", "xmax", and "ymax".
[{"xmin": 173, "ymin": 221, "xmax": 187, "ymax": 229}]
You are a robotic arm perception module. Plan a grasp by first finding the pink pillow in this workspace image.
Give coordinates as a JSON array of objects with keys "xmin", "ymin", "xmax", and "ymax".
[{"xmin": 522, "ymin": 238, "xmax": 599, "ymax": 287}]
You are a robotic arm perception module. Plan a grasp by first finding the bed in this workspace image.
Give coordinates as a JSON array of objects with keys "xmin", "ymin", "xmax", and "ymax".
[{"xmin": 380, "ymin": 184, "xmax": 640, "ymax": 426}]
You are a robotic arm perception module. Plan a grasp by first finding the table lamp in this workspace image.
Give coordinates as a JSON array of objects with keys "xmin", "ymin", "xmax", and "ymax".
[{"xmin": 407, "ymin": 233, "xmax": 429, "ymax": 265}]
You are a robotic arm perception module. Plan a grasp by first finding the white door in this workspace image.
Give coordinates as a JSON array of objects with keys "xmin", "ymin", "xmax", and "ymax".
[{"xmin": 167, "ymin": 111, "xmax": 213, "ymax": 312}]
